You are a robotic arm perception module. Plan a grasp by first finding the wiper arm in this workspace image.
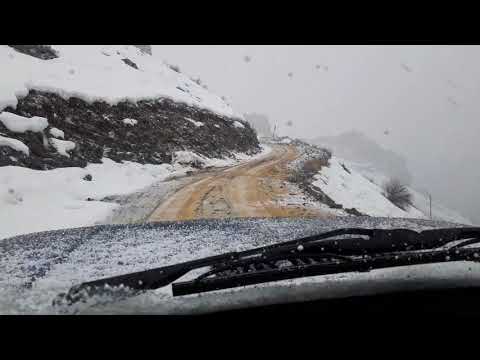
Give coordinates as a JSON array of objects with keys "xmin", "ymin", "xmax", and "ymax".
[
  {"xmin": 54, "ymin": 227, "xmax": 480, "ymax": 306},
  {"xmin": 173, "ymin": 245, "xmax": 480, "ymax": 296}
]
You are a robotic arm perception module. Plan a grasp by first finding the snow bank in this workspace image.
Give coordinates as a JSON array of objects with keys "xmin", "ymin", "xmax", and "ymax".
[
  {"xmin": 0, "ymin": 45, "xmax": 237, "ymax": 118},
  {"xmin": 122, "ymin": 118, "xmax": 137, "ymax": 126},
  {"xmin": 0, "ymin": 159, "xmax": 176, "ymax": 240},
  {"xmin": 0, "ymin": 111, "xmax": 48, "ymax": 133},
  {"xmin": 50, "ymin": 138, "xmax": 75, "ymax": 157},
  {"xmin": 0, "ymin": 135, "xmax": 29, "ymax": 155},
  {"xmin": 312, "ymin": 157, "xmax": 425, "ymax": 218},
  {"xmin": 49, "ymin": 127, "xmax": 64, "ymax": 139}
]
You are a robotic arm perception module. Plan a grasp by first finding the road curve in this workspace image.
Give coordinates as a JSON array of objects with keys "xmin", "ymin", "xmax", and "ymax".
[{"xmin": 148, "ymin": 145, "xmax": 329, "ymax": 222}]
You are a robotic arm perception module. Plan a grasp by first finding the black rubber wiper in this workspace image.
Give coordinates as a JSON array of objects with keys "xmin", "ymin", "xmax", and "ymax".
[{"xmin": 54, "ymin": 227, "xmax": 480, "ymax": 306}]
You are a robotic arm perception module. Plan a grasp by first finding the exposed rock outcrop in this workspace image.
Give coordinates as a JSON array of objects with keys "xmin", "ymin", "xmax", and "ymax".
[
  {"xmin": 7, "ymin": 45, "xmax": 58, "ymax": 60},
  {"xmin": 0, "ymin": 90, "xmax": 260, "ymax": 170}
]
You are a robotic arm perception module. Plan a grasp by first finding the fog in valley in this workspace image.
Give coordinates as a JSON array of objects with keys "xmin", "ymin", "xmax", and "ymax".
[{"xmin": 154, "ymin": 45, "xmax": 480, "ymax": 224}]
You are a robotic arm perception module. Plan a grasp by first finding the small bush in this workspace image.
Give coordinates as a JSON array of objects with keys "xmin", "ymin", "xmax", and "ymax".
[
  {"xmin": 167, "ymin": 63, "xmax": 181, "ymax": 73},
  {"xmin": 303, "ymin": 158, "xmax": 329, "ymax": 174},
  {"xmin": 383, "ymin": 178, "xmax": 412, "ymax": 210},
  {"xmin": 321, "ymin": 147, "xmax": 332, "ymax": 160},
  {"xmin": 121, "ymin": 58, "xmax": 138, "ymax": 70}
]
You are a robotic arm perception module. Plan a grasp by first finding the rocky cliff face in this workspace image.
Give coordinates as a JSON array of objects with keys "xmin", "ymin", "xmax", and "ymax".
[{"xmin": 0, "ymin": 90, "xmax": 260, "ymax": 170}]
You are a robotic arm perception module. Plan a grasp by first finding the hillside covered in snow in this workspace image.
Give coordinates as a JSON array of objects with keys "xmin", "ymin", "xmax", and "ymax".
[
  {"xmin": 288, "ymin": 139, "xmax": 471, "ymax": 225},
  {"xmin": 344, "ymin": 160, "xmax": 473, "ymax": 225},
  {"xmin": 0, "ymin": 45, "xmax": 259, "ymax": 170},
  {"xmin": 0, "ymin": 45, "xmax": 261, "ymax": 240}
]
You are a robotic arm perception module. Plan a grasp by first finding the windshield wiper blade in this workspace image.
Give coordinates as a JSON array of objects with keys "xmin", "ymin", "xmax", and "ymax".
[
  {"xmin": 173, "ymin": 246, "xmax": 480, "ymax": 296},
  {"xmin": 55, "ymin": 227, "xmax": 480, "ymax": 306}
]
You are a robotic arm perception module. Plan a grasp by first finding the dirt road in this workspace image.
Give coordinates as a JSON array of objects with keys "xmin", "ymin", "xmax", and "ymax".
[{"xmin": 149, "ymin": 145, "xmax": 329, "ymax": 222}]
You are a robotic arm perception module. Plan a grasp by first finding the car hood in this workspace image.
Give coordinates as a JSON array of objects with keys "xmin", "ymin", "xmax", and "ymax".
[{"xmin": 1, "ymin": 216, "xmax": 477, "ymax": 314}]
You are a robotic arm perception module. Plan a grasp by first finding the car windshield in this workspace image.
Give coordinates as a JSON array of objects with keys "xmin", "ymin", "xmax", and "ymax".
[{"xmin": 0, "ymin": 45, "xmax": 479, "ymax": 315}]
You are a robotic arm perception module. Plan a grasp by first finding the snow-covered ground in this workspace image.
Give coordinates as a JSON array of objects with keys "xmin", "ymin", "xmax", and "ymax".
[
  {"xmin": 0, "ymin": 44, "xmax": 265, "ymax": 240},
  {"xmin": 0, "ymin": 146, "xmax": 271, "ymax": 241},
  {"xmin": 345, "ymin": 160, "xmax": 473, "ymax": 225},
  {"xmin": 0, "ymin": 45, "xmax": 237, "ymax": 119},
  {"xmin": 312, "ymin": 157, "xmax": 426, "ymax": 219}
]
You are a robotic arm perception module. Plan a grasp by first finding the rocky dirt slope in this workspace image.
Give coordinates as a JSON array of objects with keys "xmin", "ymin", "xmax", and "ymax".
[
  {"xmin": 0, "ymin": 45, "xmax": 260, "ymax": 170},
  {"xmin": 0, "ymin": 90, "xmax": 259, "ymax": 170}
]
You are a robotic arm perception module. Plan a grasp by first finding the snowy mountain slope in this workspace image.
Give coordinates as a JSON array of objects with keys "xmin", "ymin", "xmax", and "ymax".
[
  {"xmin": 0, "ymin": 45, "xmax": 236, "ymax": 118},
  {"xmin": 0, "ymin": 45, "xmax": 262, "ymax": 240},
  {"xmin": 306, "ymin": 133, "xmax": 471, "ymax": 224},
  {"xmin": 345, "ymin": 160, "xmax": 473, "ymax": 225},
  {"xmin": 312, "ymin": 157, "xmax": 425, "ymax": 218},
  {"xmin": 0, "ymin": 45, "xmax": 259, "ymax": 171}
]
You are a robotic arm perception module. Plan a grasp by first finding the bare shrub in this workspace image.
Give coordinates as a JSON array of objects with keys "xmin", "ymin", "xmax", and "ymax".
[
  {"xmin": 303, "ymin": 158, "xmax": 329, "ymax": 175},
  {"xmin": 167, "ymin": 63, "xmax": 181, "ymax": 73},
  {"xmin": 383, "ymin": 178, "xmax": 412, "ymax": 210},
  {"xmin": 320, "ymin": 147, "xmax": 332, "ymax": 160}
]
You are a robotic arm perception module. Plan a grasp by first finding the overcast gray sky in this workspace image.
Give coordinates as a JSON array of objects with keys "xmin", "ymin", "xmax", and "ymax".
[{"xmin": 153, "ymin": 45, "xmax": 480, "ymax": 224}]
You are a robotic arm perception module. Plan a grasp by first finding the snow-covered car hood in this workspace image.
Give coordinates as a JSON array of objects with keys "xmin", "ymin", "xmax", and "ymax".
[{"xmin": 1, "ymin": 217, "xmax": 478, "ymax": 314}]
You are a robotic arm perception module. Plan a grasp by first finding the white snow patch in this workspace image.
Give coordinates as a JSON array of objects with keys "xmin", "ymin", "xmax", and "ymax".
[
  {"xmin": 122, "ymin": 118, "xmax": 138, "ymax": 126},
  {"xmin": 0, "ymin": 112, "xmax": 48, "ymax": 133},
  {"xmin": 0, "ymin": 135, "xmax": 29, "ymax": 155},
  {"xmin": 173, "ymin": 151, "xmax": 206, "ymax": 165},
  {"xmin": 49, "ymin": 127, "xmax": 64, "ymax": 139},
  {"xmin": 0, "ymin": 159, "xmax": 177, "ymax": 240},
  {"xmin": 0, "ymin": 45, "xmax": 237, "ymax": 118},
  {"xmin": 50, "ymin": 138, "xmax": 75, "ymax": 157},
  {"xmin": 184, "ymin": 117, "xmax": 204, "ymax": 127},
  {"xmin": 233, "ymin": 120, "xmax": 245, "ymax": 128}
]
